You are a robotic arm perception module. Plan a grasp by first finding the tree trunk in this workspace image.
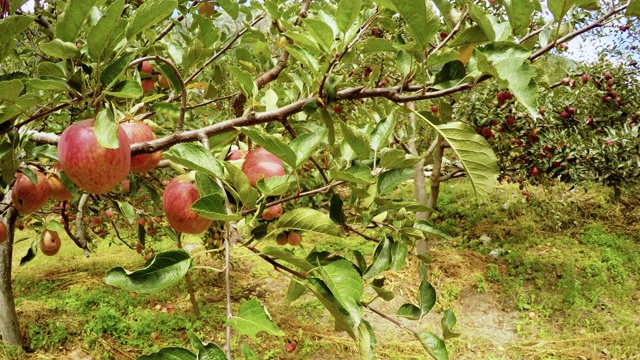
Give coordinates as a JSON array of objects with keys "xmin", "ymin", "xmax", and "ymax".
[
  {"xmin": 425, "ymin": 136, "xmax": 444, "ymax": 220},
  {"xmin": 0, "ymin": 203, "xmax": 24, "ymax": 348},
  {"xmin": 407, "ymin": 103, "xmax": 429, "ymax": 256}
]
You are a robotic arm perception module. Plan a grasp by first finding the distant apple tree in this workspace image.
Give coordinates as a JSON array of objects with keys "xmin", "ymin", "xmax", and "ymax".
[{"xmin": 1, "ymin": 0, "xmax": 639, "ymax": 359}]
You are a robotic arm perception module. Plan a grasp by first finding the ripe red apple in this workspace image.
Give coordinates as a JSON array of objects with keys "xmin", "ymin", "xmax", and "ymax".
[
  {"xmin": 430, "ymin": 105, "xmax": 438, "ymax": 114},
  {"xmin": 58, "ymin": 119, "xmax": 131, "ymax": 194},
  {"xmin": 227, "ymin": 149, "xmax": 246, "ymax": 160},
  {"xmin": 560, "ymin": 111, "xmax": 570, "ymax": 119},
  {"xmin": 496, "ymin": 91, "xmax": 506, "ymax": 106},
  {"xmin": 581, "ymin": 74, "xmax": 590, "ymax": 83},
  {"xmin": 0, "ymin": 221, "xmax": 7, "ymax": 244},
  {"xmin": 567, "ymin": 107, "xmax": 575, "ymax": 115},
  {"xmin": 121, "ymin": 121, "xmax": 162, "ymax": 173},
  {"xmin": 530, "ymin": 167, "xmax": 539, "ymax": 176},
  {"xmin": 370, "ymin": 26, "xmax": 383, "ymax": 38},
  {"xmin": 141, "ymin": 79, "xmax": 155, "ymax": 93},
  {"xmin": 287, "ymin": 232, "xmax": 302, "ymax": 246},
  {"xmin": 162, "ymin": 175, "xmax": 213, "ymax": 234},
  {"xmin": 262, "ymin": 204, "xmax": 283, "ymax": 221},
  {"xmin": 241, "ymin": 148, "xmax": 286, "ymax": 187},
  {"xmin": 198, "ymin": 1, "xmax": 215, "ymax": 16},
  {"xmin": 538, "ymin": 108, "xmax": 546, "ymax": 116},
  {"xmin": 139, "ymin": 61, "xmax": 154, "ymax": 74},
  {"xmin": 561, "ymin": 77, "xmax": 570, "ymax": 85},
  {"xmin": 12, "ymin": 171, "xmax": 51, "ymax": 214},
  {"xmin": 39, "ymin": 230, "xmax": 61, "ymax": 256},
  {"xmin": 333, "ymin": 105, "xmax": 342, "ymax": 113},
  {"xmin": 506, "ymin": 115, "xmax": 516, "ymax": 127}
]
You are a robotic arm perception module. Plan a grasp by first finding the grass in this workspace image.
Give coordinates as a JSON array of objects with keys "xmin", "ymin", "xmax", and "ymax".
[{"xmin": 2, "ymin": 180, "xmax": 640, "ymax": 359}]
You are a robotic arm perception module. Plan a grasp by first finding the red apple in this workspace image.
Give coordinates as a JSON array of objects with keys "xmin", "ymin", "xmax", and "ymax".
[
  {"xmin": 227, "ymin": 149, "xmax": 246, "ymax": 160},
  {"xmin": 530, "ymin": 167, "xmax": 539, "ymax": 176},
  {"xmin": 58, "ymin": 119, "xmax": 131, "ymax": 194},
  {"xmin": 287, "ymin": 232, "xmax": 302, "ymax": 246},
  {"xmin": 430, "ymin": 105, "xmax": 438, "ymax": 113},
  {"xmin": 333, "ymin": 105, "xmax": 342, "ymax": 113},
  {"xmin": 581, "ymin": 74, "xmax": 590, "ymax": 83},
  {"xmin": 276, "ymin": 232, "xmax": 288, "ymax": 246},
  {"xmin": 162, "ymin": 175, "xmax": 213, "ymax": 234},
  {"xmin": 12, "ymin": 171, "xmax": 51, "ymax": 214},
  {"xmin": 262, "ymin": 204, "xmax": 283, "ymax": 221},
  {"xmin": 0, "ymin": 221, "xmax": 7, "ymax": 244},
  {"xmin": 39, "ymin": 230, "xmax": 61, "ymax": 256},
  {"xmin": 139, "ymin": 61, "xmax": 154, "ymax": 74},
  {"xmin": 241, "ymin": 148, "xmax": 286, "ymax": 187},
  {"xmin": 141, "ymin": 79, "xmax": 155, "ymax": 93},
  {"xmin": 121, "ymin": 122, "xmax": 162, "ymax": 173}
]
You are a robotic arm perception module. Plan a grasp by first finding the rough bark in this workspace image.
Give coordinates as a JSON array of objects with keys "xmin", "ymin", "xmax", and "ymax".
[{"xmin": 0, "ymin": 197, "xmax": 24, "ymax": 348}]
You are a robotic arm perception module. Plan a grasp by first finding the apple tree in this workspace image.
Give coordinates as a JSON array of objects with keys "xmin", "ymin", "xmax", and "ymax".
[{"xmin": 1, "ymin": 0, "xmax": 639, "ymax": 359}]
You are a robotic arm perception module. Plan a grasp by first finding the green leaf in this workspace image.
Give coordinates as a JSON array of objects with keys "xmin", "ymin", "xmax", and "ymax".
[
  {"xmin": 126, "ymin": 0, "xmax": 178, "ymax": 40},
  {"xmin": 329, "ymin": 166, "xmax": 375, "ymax": 184},
  {"xmin": 414, "ymin": 221, "xmax": 453, "ymax": 240},
  {"xmin": 290, "ymin": 130, "xmax": 327, "ymax": 167},
  {"xmin": 0, "ymin": 15, "xmax": 34, "ymax": 59},
  {"xmin": 305, "ymin": 278, "xmax": 355, "ymax": 337},
  {"xmin": 303, "ymin": 18, "xmax": 334, "ymax": 53},
  {"xmin": 441, "ymin": 308, "xmax": 461, "ymax": 339},
  {"xmin": 320, "ymin": 259, "xmax": 364, "ymax": 324},
  {"xmin": 137, "ymin": 347, "xmax": 197, "ymax": 360},
  {"xmin": 504, "ymin": 0, "xmax": 535, "ymax": 36},
  {"xmin": 261, "ymin": 246, "xmax": 315, "ymax": 273},
  {"xmin": 286, "ymin": 277, "xmax": 307, "ymax": 303},
  {"xmin": 339, "ymin": 122, "xmax": 369, "ymax": 160},
  {"xmin": 104, "ymin": 80, "xmax": 143, "ymax": 99},
  {"xmin": 626, "ymin": 0, "xmax": 640, "ymax": 17},
  {"xmin": 477, "ymin": 43, "xmax": 538, "ymax": 118},
  {"xmin": 55, "ymin": 0, "xmax": 98, "ymax": 42},
  {"xmin": 191, "ymin": 194, "xmax": 241, "ymax": 221},
  {"xmin": 370, "ymin": 277, "xmax": 394, "ymax": 301},
  {"xmin": 468, "ymin": 4, "xmax": 495, "ymax": 41},
  {"xmin": 88, "ymin": 0, "xmax": 124, "ymax": 60},
  {"xmin": 370, "ymin": 112, "xmax": 395, "ymax": 152},
  {"xmin": 100, "ymin": 52, "xmax": 134, "ymax": 89},
  {"xmin": 186, "ymin": 332, "xmax": 227, "ymax": 360},
  {"xmin": 195, "ymin": 172, "xmax": 223, "ymax": 197},
  {"xmin": 217, "ymin": 0, "xmax": 240, "ymax": 19},
  {"xmin": 240, "ymin": 128, "xmax": 297, "ymax": 168},
  {"xmin": 419, "ymin": 278, "xmax": 436, "ymax": 316},
  {"xmin": 224, "ymin": 299, "xmax": 284, "ymax": 338},
  {"xmin": 276, "ymin": 208, "xmax": 341, "ymax": 237},
  {"xmin": 26, "ymin": 79, "xmax": 69, "ymax": 91},
  {"xmin": 336, "ymin": 0, "xmax": 362, "ymax": 33},
  {"xmin": 390, "ymin": 241, "xmax": 408, "ymax": 272},
  {"xmin": 548, "ymin": 0, "xmax": 575, "ymax": 22},
  {"xmin": 377, "ymin": 168, "xmax": 415, "ymax": 196},
  {"xmin": 415, "ymin": 332, "xmax": 449, "ymax": 360},
  {"xmin": 165, "ymin": 143, "xmax": 225, "ymax": 178},
  {"xmin": 104, "ymin": 249, "xmax": 193, "ymax": 293},
  {"xmin": 391, "ymin": 0, "xmax": 439, "ymax": 50},
  {"xmin": 396, "ymin": 303, "xmax": 421, "ymax": 320},
  {"xmin": 362, "ymin": 38, "xmax": 397, "ymax": 53},
  {"xmin": 37, "ymin": 62, "xmax": 66, "ymax": 79},
  {"xmin": 228, "ymin": 66, "xmax": 258, "ymax": 98},
  {"xmin": 116, "ymin": 200, "xmax": 137, "ymax": 224},
  {"xmin": 356, "ymin": 320, "xmax": 376, "ymax": 359},
  {"xmin": 256, "ymin": 175, "xmax": 293, "ymax": 196},
  {"xmin": 0, "ymin": 79, "xmax": 23, "ymax": 102},
  {"xmin": 94, "ymin": 107, "xmax": 120, "ymax": 149},
  {"xmin": 40, "ymin": 39, "xmax": 80, "ymax": 59},
  {"xmin": 447, "ymin": 26, "xmax": 489, "ymax": 47},
  {"xmin": 379, "ymin": 149, "xmax": 422, "ymax": 170},
  {"xmin": 362, "ymin": 237, "xmax": 392, "ymax": 280},
  {"xmin": 223, "ymin": 163, "xmax": 258, "ymax": 208}
]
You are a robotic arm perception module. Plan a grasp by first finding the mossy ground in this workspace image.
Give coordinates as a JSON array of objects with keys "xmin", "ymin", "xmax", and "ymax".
[{"xmin": 2, "ymin": 181, "xmax": 640, "ymax": 359}]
